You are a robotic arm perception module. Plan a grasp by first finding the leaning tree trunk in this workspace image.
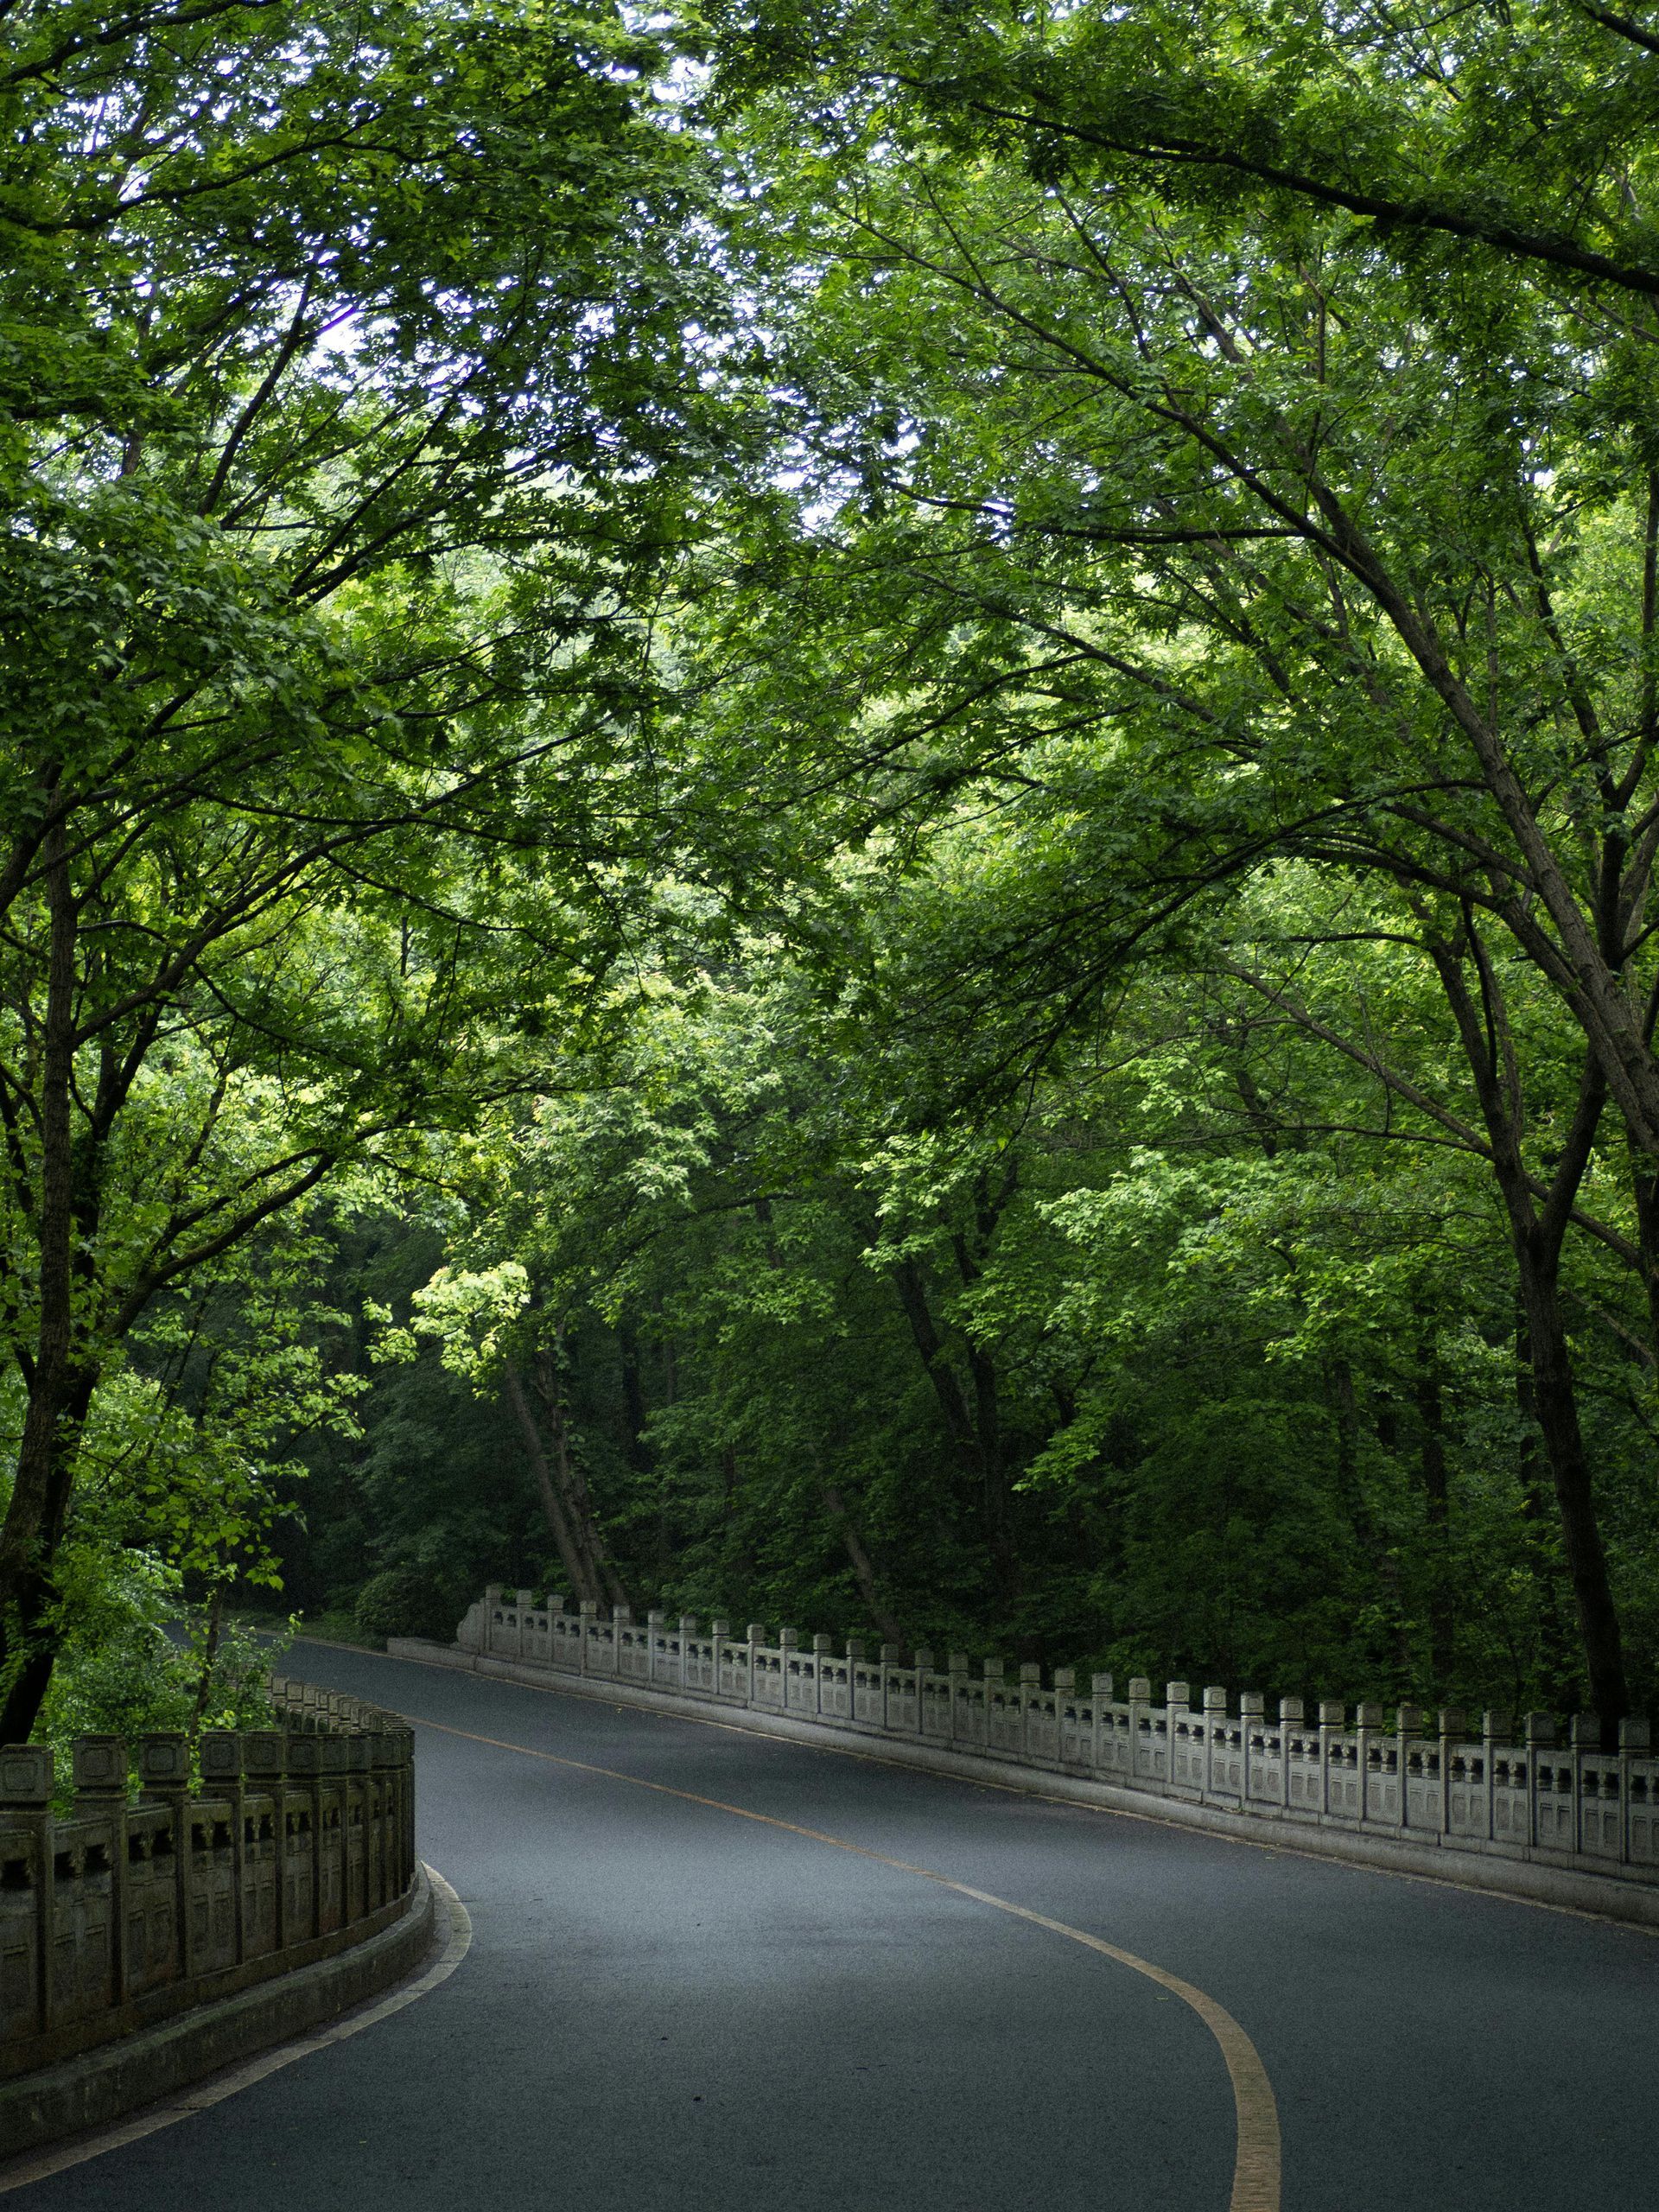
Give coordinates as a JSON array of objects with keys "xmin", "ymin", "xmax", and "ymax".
[
  {"xmin": 504, "ymin": 1364, "xmax": 600, "ymax": 1607},
  {"xmin": 1430, "ymin": 949, "xmax": 1630, "ymax": 1721},
  {"xmin": 1513, "ymin": 1252, "xmax": 1628, "ymax": 1721},
  {"xmin": 534, "ymin": 1342, "xmax": 627, "ymax": 1611},
  {"xmin": 504, "ymin": 1343, "xmax": 628, "ymax": 1614},
  {"xmin": 821, "ymin": 1481, "xmax": 906, "ymax": 1648}
]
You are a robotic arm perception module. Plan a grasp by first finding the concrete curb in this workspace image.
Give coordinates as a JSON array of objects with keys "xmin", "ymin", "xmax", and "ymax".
[
  {"xmin": 387, "ymin": 1638, "xmax": 1659, "ymax": 1934},
  {"xmin": 0, "ymin": 1867, "xmax": 437, "ymax": 2159}
]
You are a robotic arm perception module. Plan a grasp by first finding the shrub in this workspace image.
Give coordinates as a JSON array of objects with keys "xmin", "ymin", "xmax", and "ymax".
[{"xmin": 353, "ymin": 1565, "xmax": 461, "ymax": 1643}]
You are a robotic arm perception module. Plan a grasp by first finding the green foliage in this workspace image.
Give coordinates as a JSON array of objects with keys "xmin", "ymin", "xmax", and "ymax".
[
  {"xmin": 0, "ymin": 0, "xmax": 728, "ymax": 1733},
  {"xmin": 30, "ymin": 1546, "xmax": 283, "ymax": 1802},
  {"xmin": 11, "ymin": 0, "xmax": 1659, "ymax": 1732},
  {"xmin": 353, "ymin": 1567, "xmax": 467, "ymax": 1646}
]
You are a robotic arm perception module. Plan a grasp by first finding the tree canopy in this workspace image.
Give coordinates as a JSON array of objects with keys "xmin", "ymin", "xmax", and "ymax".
[{"xmin": 6, "ymin": 0, "xmax": 1659, "ymax": 1744}]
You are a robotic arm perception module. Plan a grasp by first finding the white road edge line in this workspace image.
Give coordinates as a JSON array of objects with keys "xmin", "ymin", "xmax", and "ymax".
[
  {"xmin": 0, "ymin": 1866, "xmax": 472, "ymax": 2196},
  {"xmin": 366, "ymin": 1643, "xmax": 1659, "ymax": 1940}
]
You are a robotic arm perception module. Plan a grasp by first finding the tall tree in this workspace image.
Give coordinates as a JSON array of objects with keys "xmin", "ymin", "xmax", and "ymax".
[
  {"xmin": 677, "ymin": 5, "xmax": 1659, "ymax": 1711},
  {"xmin": 0, "ymin": 0, "xmax": 713, "ymax": 1734}
]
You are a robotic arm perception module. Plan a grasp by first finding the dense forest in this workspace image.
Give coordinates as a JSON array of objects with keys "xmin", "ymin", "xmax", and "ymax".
[{"xmin": 6, "ymin": 0, "xmax": 1659, "ymax": 1758}]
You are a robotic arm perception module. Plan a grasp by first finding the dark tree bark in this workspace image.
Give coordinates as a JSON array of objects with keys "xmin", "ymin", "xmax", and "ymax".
[
  {"xmin": 894, "ymin": 1252, "xmax": 1021, "ymax": 1608},
  {"xmin": 504, "ymin": 1338, "xmax": 628, "ymax": 1615},
  {"xmin": 1515, "ymin": 1307, "xmax": 1582, "ymax": 1713},
  {"xmin": 504, "ymin": 1363, "xmax": 594, "ymax": 1605},
  {"xmin": 821, "ymin": 1482, "xmax": 906, "ymax": 1647},
  {"xmin": 534, "ymin": 1337, "xmax": 627, "ymax": 1612},
  {"xmin": 0, "ymin": 824, "xmax": 102, "ymax": 1742},
  {"xmin": 1327, "ymin": 1357, "xmax": 1410, "ymax": 1672},
  {"xmin": 1429, "ymin": 938, "xmax": 1629, "ymax": 1717},
  {"xmin": 1413, "ymin": 1321, "xmax": 1455, "ymax": 1694}
]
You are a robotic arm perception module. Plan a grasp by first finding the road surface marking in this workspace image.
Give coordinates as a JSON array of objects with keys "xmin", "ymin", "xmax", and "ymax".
[
  {"xmin": 417, "ymin": 1714, "xmax": 1281, "ymax": 2212},
  {"xmin": 365, "ymin": 1643, "xmax": 1659, "ymax": 1940},
  {"xmin": 0, "ymin": 1866, "xmax": 471, "ymax": 2196}
]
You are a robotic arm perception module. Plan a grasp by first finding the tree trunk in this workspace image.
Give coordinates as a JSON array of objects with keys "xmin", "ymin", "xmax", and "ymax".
[
  {"xmin": 821, "ymin": 1483, "xmax": 905, "ymax": 1646},
  {"xmin": 1515, "ymin": 1306, "xmax": 1580, "ymax": 1713},
  {"xmin": 1627, "ymin": 1159, "xmax": 1659, "ymax": 1370},
  {"xmin": 1514, "ymin": 1255, "xmax": 1627, "ymax": 1719},
  {"xmin": 894, "ymin": 1255, "xmax": 1020, "ymax": 1609},
  {"xmin": 1413, "ymin": 1324, "xmax": 1455, "ymax": 1694},
  {"xmin": 504, "ymin": 1363, "xmax": 596, "ymax": 1606},
  {"xmin": 189, "ymin": 1586, "xmax": 226, "ymax": 1745},
  {"xmin": 533, "ymin": 1342, "xmax": 628, "ymax": 1611},
  {"xmin": 620, "ymin": 1321, "xmax": 672, "ymax": 1578},
  {"xmin": 0, "ymin": 823, "xmax": 99, "ymax": 1742},
  {"xmin": 1327, "ymin": 1357, "xmax": 1409, "ymax": 1673},
  {"xmin": 1429, "ymin": 948, "xmax": 1628, "ymax": 1719}
]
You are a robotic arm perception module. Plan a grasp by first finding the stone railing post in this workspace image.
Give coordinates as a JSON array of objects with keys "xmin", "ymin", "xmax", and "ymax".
[
  {"xmin": 137, "ymin": 1732, "xmax": 192, "ymax": 1981},
  {"xmin": 543, "ymin": 1593, "xmax": 568, "ymax": 1671},
  {"xmin": 647, "ymin": 1610, "xmax": 665, "ymax": 1688},
  {"xmin": 1437, "ymin": 1710, "xmax": 1468, "ymax": 1839},
  {"xmin": 1238, "ymin": 1693, "xmax": 1264, "ymax": 1802},
  {"xmin": 200, "ymin": 1730, "xmax": 248, "ymax": 1961},
  {"xmin": 1200, "ymin": 1688, "xmax": 1227, "ymax": 1800},
  {"xmin": 879, "ymin": 1644, "xmax": 901, "ymax": 1736},
  {"xmin": 1277, "ymin": 1698, "xmax": 1303, "ymax": 1812},
  {"xmin": 845, "ymin": 1641, "xmax": 866, "ymax": 1727},
  {"xmin": 1091, "ymin": 1674, "xmax": 1114, "ymax": 1772},
  {"xmin": 677, "ymin": 1617, "xmax": 697, "ymax": 1692},
  {"xmin": 1017, "ymin": 1662, "xmax": 1040, "ymax": 1760},
  {"xmin": 779, "ymin": 1625, "xmax": 800, "ymax": 1716},
  {"xmin": 1354, "ymin": 1703, "xmax": 1384, "ymax": 1824},
  {"xmin": 949, "ymin": 1651, "xmax": 970, "ymax": 1748},
  {"xmin": 1523, "ymin": 1713, "xmax": 1555, "ymax": 1849},
  {"xmin": 285, "ymin": 1730, "xmax": 324, "ymax": 1939},
  {"xmin": 1126, "ymin": 1678, "xmax": 1152, "ymax": 1783},
  {"xmin": 914, "ymin": 1648, "xmax": 935, "ymax": 1739},
  {"xmin": 813, "ymin": 1634, "xmax": 836, "ymax": 1719},
  {"xmin": 347, "ymin": 1734, "xmax": 373, "ymax": 1920},
  {"xmin": 1395, "ymin": 1705, "xmax": 1423, "ymax": 1829},
  {"xmin": 1628, "ymin": 1707, "xmax": 1654, "ymax": 1866},
  {"xmin": 982, "ymin": 1658, "xmax": 1007, "ymax": 1754},
  {"xmin": 747, "ymin": 1624, "xmax": 768, "ymax": 1706},
  {"xmin": 1318, "ymin": 1701, "xmax": 1345, "ymax": 1818},
  {"xmin": 1, "ymin": 1745, "xmax": 54, "ymax": 2036},
  {"xmin": 243, "ymin": 1729, "xmax": 287, "ymax": 1947},
  {"xmin": 361, "ymin": 1732, "xmax": 389, "ymax": 1910},
  {"xmin": 1481, "ymin": 1710, "xmax": 1510, "ymax": 1843},
  {"xmin": 1052, "ymin": 1667, "xmax": 1075, "ymax": 1764},
  {"xmin": 73, "ymin": 1736, "xmax": 129, "ymax": 2006},
  {"xmin": 318, "ymin": 1732, "xmax": 350, "ymax": 1934},
  {"xmin": 1619, "ymin": 1718, "xmax": 1649, "ymax": 1866},
  {"xmin": 578, "ymin": 1599, "xmax": 598, "ymax": 1676},
  {"xmin": 385, "ymin": 1726, "xmax": 415, "ymax": 1897},
  {"xmin": 1570, "ymin": 1714, "xmax": 1602, "ymax": 1856}
]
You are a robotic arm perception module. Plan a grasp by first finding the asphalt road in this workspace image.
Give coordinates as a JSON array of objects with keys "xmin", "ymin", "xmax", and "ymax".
[{"xmin": 14, "ymin": 1642, "xmax": 1658, "ymax": 2211}]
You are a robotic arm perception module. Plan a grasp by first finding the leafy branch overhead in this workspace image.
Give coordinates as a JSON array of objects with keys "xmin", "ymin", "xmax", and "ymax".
[{"xmin": 9, "ymin": 0, "xmax": 1659, "ymax": 1742}]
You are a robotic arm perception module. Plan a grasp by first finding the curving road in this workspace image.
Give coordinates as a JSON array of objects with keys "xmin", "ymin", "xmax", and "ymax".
[{"xmin": 10, "ymin": 1642, "xmax": 1657, "ymax": 2211}]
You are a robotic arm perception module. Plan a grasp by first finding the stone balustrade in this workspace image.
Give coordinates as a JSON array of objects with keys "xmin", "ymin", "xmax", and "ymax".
[
  {"xmin": 456, "ymin": 1588, "xmax": 1659, "ymax": 1894},
  {"xmin": 0, "ymin": 1681, "xmax": 416, "ymax": 2080}
]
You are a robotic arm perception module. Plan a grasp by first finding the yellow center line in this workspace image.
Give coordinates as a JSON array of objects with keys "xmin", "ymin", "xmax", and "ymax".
[{"xmin": 416, "ymin": 1713, "xmax": 1281, "ymax": 2212}]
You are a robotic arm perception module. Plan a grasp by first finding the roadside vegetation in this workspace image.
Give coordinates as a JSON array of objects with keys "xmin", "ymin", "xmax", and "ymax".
[{"xmin": 6, "ymin": 0, "xmax": 1659, "ymax": 1746}]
